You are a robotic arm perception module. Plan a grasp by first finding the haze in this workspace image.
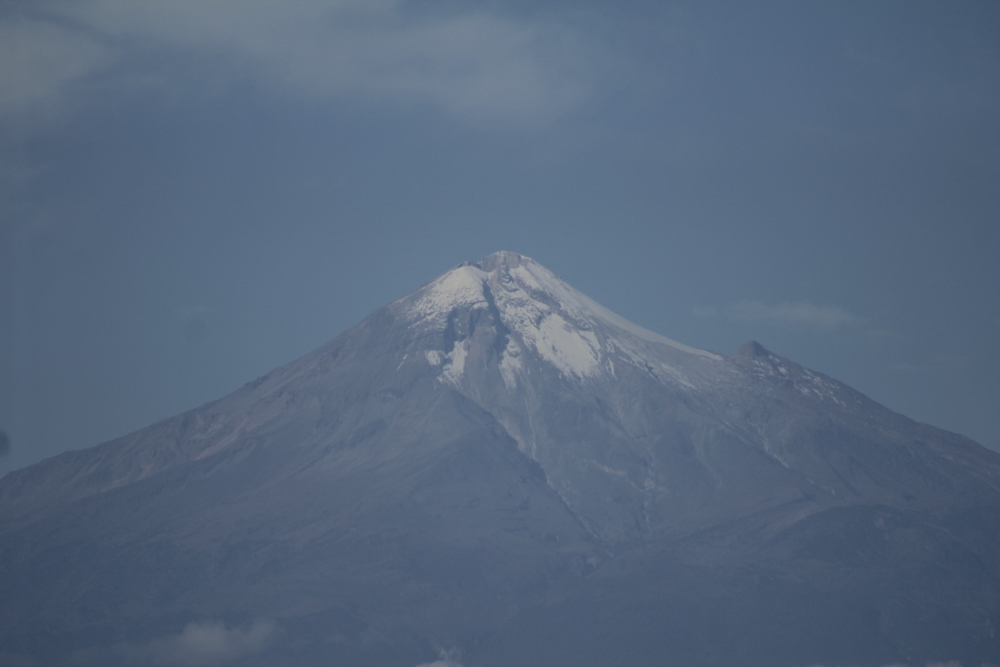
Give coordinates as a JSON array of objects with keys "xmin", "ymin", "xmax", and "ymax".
[{"xmin": 1, "ymin": 0, "xmax": 998, "ymax": 475}]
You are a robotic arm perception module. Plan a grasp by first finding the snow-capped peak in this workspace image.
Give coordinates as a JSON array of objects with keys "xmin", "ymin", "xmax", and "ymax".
[
  {"xmin": 394, "ymin": 252, "xmax": 721, "ymax": 386},
  {"xmin": 480, "ymin": 252, "xmax": 717, "ymax": 359}
]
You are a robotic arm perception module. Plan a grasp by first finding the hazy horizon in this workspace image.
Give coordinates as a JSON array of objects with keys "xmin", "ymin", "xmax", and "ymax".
[{"xmin": 2, "ymin": 0, "xmax": 999, "ymax": 475}]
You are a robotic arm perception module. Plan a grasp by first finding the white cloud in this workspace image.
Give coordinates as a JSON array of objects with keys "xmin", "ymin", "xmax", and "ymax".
[
  {"xmin": 113, "ymin": 620, "xmax": 276, "ymax": 666},
  {"xmin": 696, "ymin": 299, "xmax": 866, "ymax": 332},
  {"xmin": 0, "ymin": 18, "xmax": 112, "ymax": 126},
  {"xmin": 691, "ymin": 305, "xmax": 719, "ymax": 318},
  {"xmin": 1, "ymin": 0, "xmax": 597, "ymax": 130},
  {"xmin": 415, "ymin": 647, "xmax": 463, "ymax": 667},
  {"xmin": 892, "ymin": 353, "xmax": 968, "ymax": 375},
  {"xmin": 730, "ymin": 299, "xmax": 861, "ymax": 331}
]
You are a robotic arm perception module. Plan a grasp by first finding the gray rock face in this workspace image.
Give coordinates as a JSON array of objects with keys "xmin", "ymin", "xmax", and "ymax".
[{"xmin": 2, "ymin": 252, "xmax": 1000, "ymax": 667}]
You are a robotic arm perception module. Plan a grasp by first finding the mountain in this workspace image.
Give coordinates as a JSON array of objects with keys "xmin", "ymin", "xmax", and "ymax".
[{"xmin": 2, "ymin": 251, "xmax": 999, "ymax": 667}]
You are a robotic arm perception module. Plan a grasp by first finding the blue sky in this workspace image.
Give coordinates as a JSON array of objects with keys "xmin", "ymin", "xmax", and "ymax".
[{"xmin": 1, "ymin": 0, "xmax": 999, "ymax": 474}]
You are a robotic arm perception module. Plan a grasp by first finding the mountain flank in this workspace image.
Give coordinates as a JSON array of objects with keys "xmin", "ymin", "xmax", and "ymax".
[{"xmin": 2, "ymin": 252, "xmax": 999, "ymax": 667}]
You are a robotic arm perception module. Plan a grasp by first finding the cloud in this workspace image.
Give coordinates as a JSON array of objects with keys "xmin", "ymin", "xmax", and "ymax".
[
  {"xmin": 113, "ymin": 620, "xmax": 276, "ymax": 666},
  {"xmin": 697, "ymin": 299, "xmax": 867, "ymax": 333},
  {"xmin": 0, "ymin": 18, "xmax": 113, "ymax": 127},
  {"xmin": 892, "ymin": 353, "xmax": 968, "ymax": 375},
  {"xmin": 730, "ymin": 299, "xmax": 862, "ymax": 331},
  {"xmin": 415, "ymin": 647, "xmax": 463, "ymax": 667},
  {"xmin": 1, "ymin": 0, "xmax": 598, "ymax": 130}
]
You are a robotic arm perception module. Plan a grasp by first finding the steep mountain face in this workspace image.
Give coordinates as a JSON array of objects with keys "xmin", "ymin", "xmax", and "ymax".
[{"xmin": 2, "ymin": 252, "xmax": 999, "ymax": 667}]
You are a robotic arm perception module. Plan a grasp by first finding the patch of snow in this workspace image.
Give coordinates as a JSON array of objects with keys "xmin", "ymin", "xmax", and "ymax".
[
  {"xmin": 441, "ymin": 341, "xmax": 468, "ymax": 386},
  {"xmin": 425, "ymin": 350, "xmax": 443, "ymax": 366},
  {"xmin": 606, "ymin": 338, "xmax": 695, "ymax": 388},
  {"xmin": 400, "ymin": 253, "xmax": 725, "ymax": 389},
  {"xmin": 399, "ymin": 264, "xmax": 488, "ymax": 329},
  {"xmin": 509, "ymin": 261, "xmax": 721, "ymax": 361},
  {"xmin": 485, "ymin": 257, "xmax": 718, "ymax": 382},
  {"xmin": 591, "ymin": 461, "xmax": 629, "ymax": 477},
  {"xmin": 761, "ymin": 438, "xmax": 791, "ymax": 468},
  {"xmin": 484, "ymin": 263, "xmax": 602, "ymax": 379},
  {"xmin": 528, "ymin": 313, "xmax": 601, "ymax": 379},
  {"xmin": 792, "ymin": 369, "xmax": 847, "ymax": 405},
  {"xmin": 499, "ymin": 339, "xmax": 524, "ymax": 389},
  {"xmin": 396, "ymin": 353, "xmax": 409, "ymax": 371}
]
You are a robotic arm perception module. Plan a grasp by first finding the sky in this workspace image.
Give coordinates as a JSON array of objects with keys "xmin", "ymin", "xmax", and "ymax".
[{"xmin": 1, "ymin": 0, "xmax": 998, "ymax": 475}]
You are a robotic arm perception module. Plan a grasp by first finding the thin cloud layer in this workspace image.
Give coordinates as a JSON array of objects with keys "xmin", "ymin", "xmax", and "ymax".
[
  {"xmin": 0, "ymin": 18, "xmax": 112, "ymax": 125},
  {"xmin": 730, "ymin": 299, "xmax": 863, "ymax": 331},
  {"xmin": 415, "ymin": 647, "xmax": 463, "ymax": 667},
  {"xmin": 2, "ymin": 0, "xmax": 597, "ymax": 130},
  {"xmin": 696, "ymin": 299, "xmax": 865, "ymax": 333},
  {"xmin": 113, "ymin": 620, "xmax": 275, "ymax": 666}
]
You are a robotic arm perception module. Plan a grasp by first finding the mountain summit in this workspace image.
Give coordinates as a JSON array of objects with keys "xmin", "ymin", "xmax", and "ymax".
[{"xmin": 2, "ymin": 252, "xmax": 999, "ymax": 667}]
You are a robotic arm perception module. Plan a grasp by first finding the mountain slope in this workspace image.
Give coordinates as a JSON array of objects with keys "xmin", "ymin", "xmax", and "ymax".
[{"xmin": 1, "ymin": 251, "xmax": 999, "ymax": 667}]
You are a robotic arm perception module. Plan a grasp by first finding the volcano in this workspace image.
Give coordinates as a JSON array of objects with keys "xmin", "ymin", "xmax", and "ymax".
[{"xmin": 2, "ymin": 251, "xmax": 999, "ymax": 666}]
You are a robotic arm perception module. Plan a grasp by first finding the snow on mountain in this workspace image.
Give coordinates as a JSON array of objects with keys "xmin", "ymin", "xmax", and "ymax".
[
  {"xmin": 387, "ymin": 253, "xmax": 1000, "ymax": 535},
  {"xmin": 3, "ymin": 251, "xmax": 1000, "ymax": 667},
  {"xmin": 393, "ymin": 251, "xmax": 722, "ymax": 391}
]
